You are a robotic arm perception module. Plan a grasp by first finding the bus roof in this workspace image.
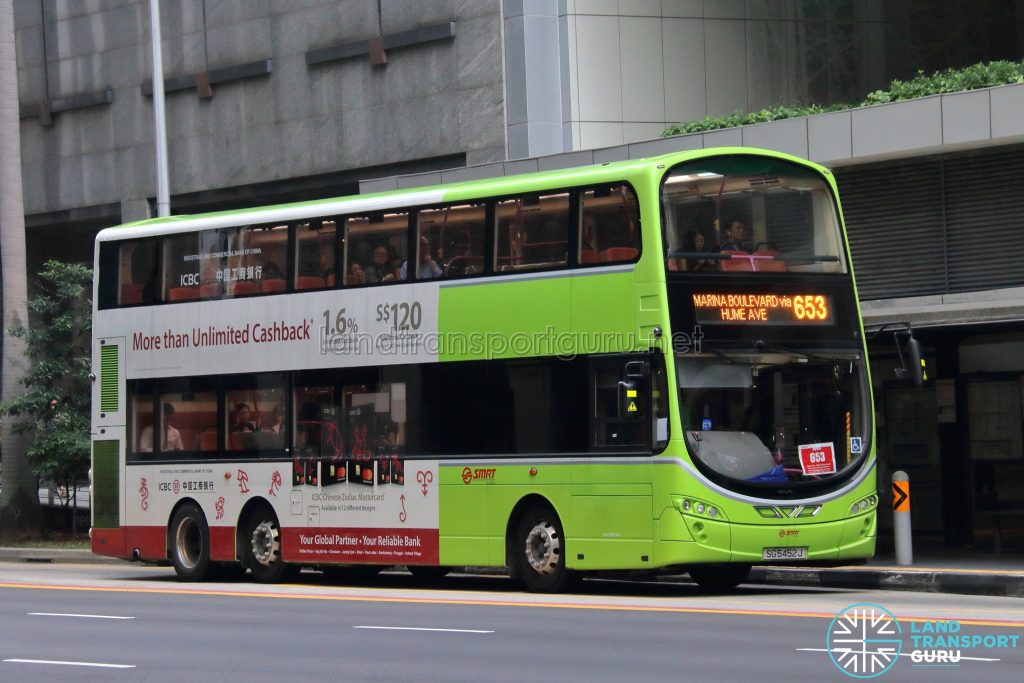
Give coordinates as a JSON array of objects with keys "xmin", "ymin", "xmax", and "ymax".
[{"xmin": 96, "ymin": 146, "xmax": 828, "ymax": 242}]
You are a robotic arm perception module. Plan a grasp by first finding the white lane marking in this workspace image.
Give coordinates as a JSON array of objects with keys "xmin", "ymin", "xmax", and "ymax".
[
  {"xmin": 796, "ymin": 648, "xmax": 1000, "ymax": 662},
  {"xmin": 28, "ymin": 612, "xmax": 135, "ymax": 620},
  {"xmin": 354, "ymin": 626, "xmax": 493, "ymax": 634},
  {"xmin": 4, "ymin": 659, "xmax": 136, "ymax": 669}
]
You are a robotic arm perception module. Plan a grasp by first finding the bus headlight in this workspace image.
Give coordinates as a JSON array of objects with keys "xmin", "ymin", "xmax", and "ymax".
[{"xmin": 849, "ymin": 494, "xmax": 878, "ymax": 516}]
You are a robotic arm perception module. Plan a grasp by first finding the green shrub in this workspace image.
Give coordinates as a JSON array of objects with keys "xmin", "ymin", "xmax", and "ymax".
[{"xmin": 662, "ymin": 59, "xmax": 1024, "ymax": 137}]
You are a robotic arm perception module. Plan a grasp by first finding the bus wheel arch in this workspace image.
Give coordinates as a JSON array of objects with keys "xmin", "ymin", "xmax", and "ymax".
[
  {"xmin": 505, "ymin": 495, "xmax": 572, "ymax": 593},
  {"xmin": 237, "ymin": 499, "xmax": 297, "ymax": 583},
  {"xmin": 167, "ymin": 499, "xmax": 212, "ymax": 582}
]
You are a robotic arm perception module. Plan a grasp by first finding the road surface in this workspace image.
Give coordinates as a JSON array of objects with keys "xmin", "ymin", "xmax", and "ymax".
[{"xmin": 0, "ymin": 562, "xmax": 1021, "ymax": 681}]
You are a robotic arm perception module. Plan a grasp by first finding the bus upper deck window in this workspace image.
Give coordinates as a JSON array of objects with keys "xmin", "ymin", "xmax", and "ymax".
[
  {"xmin": 494, "ymin": 193, "xmax": 569, "ymax": 272},
  {"xmin": 343, "ymin": 213, "xmax": 409, "ymax": 286},
  {"xmin": 295, "ymin": 220, "xmax": 336, "ymax": 290},
  {"xmin": 419, "ymin": 204, "xmax": 486, "ymax": 279},
  {"xmin": 118, "ymin": 240, "xmax": 158, "ymax": 306},
  {"xmin": 579, "ymin": 184, "xmax": 640, "ymax": 266},
  {"xmin": 223, "ymin": 224, "xmax": 287, "ymax": 297}
]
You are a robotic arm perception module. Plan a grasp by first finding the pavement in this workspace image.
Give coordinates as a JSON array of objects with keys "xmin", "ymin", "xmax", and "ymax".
[{"xmin": 1, "ymin": 545, "xmax": 1021, "ymax": 597}]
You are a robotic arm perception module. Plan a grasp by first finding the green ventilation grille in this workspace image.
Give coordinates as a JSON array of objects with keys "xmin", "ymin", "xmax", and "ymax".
[
  {"xmin": 92, "ymin": 440, "xmax": 120, "ymax": 529},
  {"xmin": 99, "ymin": 344, "xmax": 119, "ymax": 413}
]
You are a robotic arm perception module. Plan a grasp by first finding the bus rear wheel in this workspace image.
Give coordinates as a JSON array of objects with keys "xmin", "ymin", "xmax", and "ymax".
[
  {"xmin": 513, "ymin": 506, "xmax": 571, "ymax": 593},
  {"xmin": 170, "ymin": 503, "xmax": 212, "ymax": 582},
  {"xmin": 687, "ymin": 564, "xmax": 752, "ymax": 592},
  {"xmin": 243, "ymin": 508, "xmax": 297, "ymax": 583}
]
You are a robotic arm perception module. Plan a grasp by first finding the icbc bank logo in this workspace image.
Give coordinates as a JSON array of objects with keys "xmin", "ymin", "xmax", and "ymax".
[{"xmin": 461, "ymin": 467, "xmax": 496, "ymax": 485}]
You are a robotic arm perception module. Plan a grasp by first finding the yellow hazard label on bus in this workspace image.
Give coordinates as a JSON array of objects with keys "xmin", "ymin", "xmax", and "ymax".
[{"xmin": 627, "ymin": 401, "xmax": 638, "ymax": 412}]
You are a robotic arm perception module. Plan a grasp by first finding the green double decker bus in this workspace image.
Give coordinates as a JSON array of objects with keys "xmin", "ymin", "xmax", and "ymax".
[{"xmin": 90, "ymin": 147, "xmax": 876, "ymax": 592}]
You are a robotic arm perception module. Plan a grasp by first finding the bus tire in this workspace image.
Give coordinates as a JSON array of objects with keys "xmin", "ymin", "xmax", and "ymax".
[
  {"xmin": 243, "ymin": 507, "xmax": 296, "ymax": 583},
  {"xmin": 513, "ymin": 506, "xmax": 571, "ymax": 593},
  {"xmin": 688, "ymin": 563, "xmax": 752, "ymax": 592},
  {"xmin": 169, "ymin": 502, "xmax": 212, "ymax": 582},
  {"xmin": 407, "ymin": 565, "xmax": 451, "ymax": 580}
]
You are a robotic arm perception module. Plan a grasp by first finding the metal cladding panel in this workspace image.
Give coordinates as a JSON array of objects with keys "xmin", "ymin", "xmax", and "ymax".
[
  {"xmin": 836, "ymin": 146, "xmax": 1024, "ymax": 302},
  {"xmin": 836, "ymin": 158, "xmax": 946, "ymax": 300},
  {"xmin": 92, "ymin": 440, "xmax": 120, "ymax": 529},
  {"xmin": 944, "ymin": 148, "xmax": 1024, "ymax": 293}
]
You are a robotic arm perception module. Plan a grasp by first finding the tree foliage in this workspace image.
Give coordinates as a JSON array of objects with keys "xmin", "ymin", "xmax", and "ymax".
[
  {"xmin": 1, "ymin": 261, "xmax": 92, "ymax": 509},
  {"xmin": 662, "ymin": 59, "xmax": 1024, "ymax": 137}
]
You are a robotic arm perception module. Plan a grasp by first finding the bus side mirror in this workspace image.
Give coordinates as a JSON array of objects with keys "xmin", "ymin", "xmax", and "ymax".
[
  {"xmin": 907, "ymin": 335, "xmax": 927, "ymax": 387},
  {"xmin": 618, "ymin": 380, "xmax": 642, "ymax": 420}
]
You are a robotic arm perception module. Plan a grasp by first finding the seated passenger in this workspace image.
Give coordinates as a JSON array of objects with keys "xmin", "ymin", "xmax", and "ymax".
[
  {"xmin": 684, "ymin": 230, "xmax": 716, "ymax": 272},
  {"xmin": 263, "ymin": 261, "xmax": 283, "ymax": 280},
  {"xmin": 232, "ymin": 403, "xmax": 257, "ymax": 432},
  {"xmin": 347, "ymin": 262, "xmax": 365, "ymax": 285},
  {"xmin": 266, "ymin": 404, "xmax": 285, "ymax": 433},
  {"xmin": 719, "ymin": 217, "xmax": 751, "ymax": 253},
  {"xmin": 400, "ymin": 236, "xmax": 443, "ymax": 280},
  {"xmin": 445, "ymin": 233, "xmax": 479, "ymax": 277},
  {"xmin": 364, "ymin": 245, "xmax": 394, "ymax": 283},
  {"xmin": 138, "ymin": 403, "xmax": 183, "ymax": 452}
]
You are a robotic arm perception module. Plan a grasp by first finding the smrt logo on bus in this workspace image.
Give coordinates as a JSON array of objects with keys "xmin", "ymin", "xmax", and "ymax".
[{"xmin": 461, "ymin": 467, "xmax": 496, "ymax": 485}]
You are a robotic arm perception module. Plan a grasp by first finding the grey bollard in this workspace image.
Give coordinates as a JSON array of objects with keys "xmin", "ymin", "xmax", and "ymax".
[{"xmin": 892, "ymin": 470, "xmax": 912, "ymax": 566}]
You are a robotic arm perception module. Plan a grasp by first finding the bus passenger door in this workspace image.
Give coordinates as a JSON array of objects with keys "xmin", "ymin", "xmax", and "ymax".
[{"xmin": 570, "ymin": 356, "xmax": 654, "ymax": 571}]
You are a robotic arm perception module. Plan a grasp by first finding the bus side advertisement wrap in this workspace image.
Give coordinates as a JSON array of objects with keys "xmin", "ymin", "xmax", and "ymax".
[
  {"xmin": 126, "ymin": 461, "xmax": 440, "ymax": 565},
  {"xmin": 117, "ymin": 285, "xmax": 442, "ymax": 376}
]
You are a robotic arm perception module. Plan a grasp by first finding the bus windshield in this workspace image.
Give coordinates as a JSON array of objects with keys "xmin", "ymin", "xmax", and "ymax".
[
  {"xmin": 662, "ymin": 155, "xmax": 847, "ymax": 275},
  {"xmin": 677, "ymin": 348, "xmax": 870, "ymax": 496}
]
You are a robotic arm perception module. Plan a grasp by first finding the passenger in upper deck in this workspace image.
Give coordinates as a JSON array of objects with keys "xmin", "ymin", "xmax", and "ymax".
[
  {"xmin": 364, "ymin": 244, "xmax": 394, "ymax": 283},
  {"xmin": 347, "ymin": 262, "xmax": 365, "ymax": 285},
  {"xmin": 266, "ymin": 404, "xmax": 285, "ymax": 433},
  {"xmin": 138, "ymin": 403, "xmax": 183, "ymax": 452},
  {"xmin": 683, "ymin": 230, "xmax": 716, "ymax": 271},
  {"xmin": 400, "ymin": 235, "xmax": 443, "ymax": 280},
  {"xmin": 445, "ymin": 233, "xmax": 479, "ymax": 277},
  {"xmin": 719, "ymin": 217, "xmax": 751, "ymax": 253},
  {"xmin": 232, "ymin": 403, "xmax": 257, "ymax": 432}
]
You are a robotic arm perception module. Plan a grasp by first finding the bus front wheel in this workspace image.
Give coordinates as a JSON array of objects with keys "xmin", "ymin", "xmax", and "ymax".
[
  {"xmin": 687, "ymin": 564, "xmax": 752, "ymax": 592},
  {"xmin": 513, "ymin": 506, "xmax": 571, "ymax": 593},
  {"xmin": 169, "ymin": 503, "xmax": 212, "ymax": 582},
  {"xmin": 243, "ymin": 508, "xmax": 297, "ymax": 583}
]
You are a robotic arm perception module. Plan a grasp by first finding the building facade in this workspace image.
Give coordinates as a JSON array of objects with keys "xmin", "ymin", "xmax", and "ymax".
[{"xmin": 11, "ymin": 0, "xmax": 1024, "ymax": 550}]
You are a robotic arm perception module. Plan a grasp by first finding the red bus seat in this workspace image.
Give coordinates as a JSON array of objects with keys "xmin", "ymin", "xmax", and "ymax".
[
  {"xmin": 752, "ymin": 250, "xmax": 788, "ymax": 272},
  {"xmin": 199, "ymin": 283, "xmax": 221, "ymax": 298},
  {"xmin": 296, "ymin": 276, "xmax": 325, "ymax": 290},
  {"xmin": 168, "ymin": 287, "xmax": 199, "ymax": 301},
  {"xmin": 120, "ymin": 283, "xmax": 145, "ymax": 305},
  {"xmin": 229, "ymin": 432, "xmax": 245, "ymax": 450},
  {"xmin": 233, "ymin": 280, "xmax": 260, "ymax": 295},
  {"xmin": 600, "ymin": 247, "xmax": 638, "ymax": 262},
  {"xmin": 261, "ymin": 278, "xmax": 286, "ymax": 293},
  {"xmin": 580, "ymin": 250, "xmax": 599, "ymax": 264},
  {"xmin": 327, "ymin": 273, "xmax": 335, "ymax": 287},
  {"xmin": 198, "ymin": 430, "xmax": 218, "ymax": 452},
  {"xmin": 720, "ymin": 250, "xmax": 754, "ymax": 271}
]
